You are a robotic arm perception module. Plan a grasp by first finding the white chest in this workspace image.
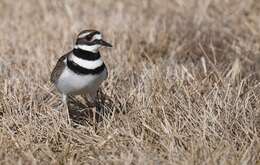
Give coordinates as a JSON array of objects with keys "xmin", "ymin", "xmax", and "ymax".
[{"xmin": 56, "ymin": 65, "xmax": 107, "ymax": 95}]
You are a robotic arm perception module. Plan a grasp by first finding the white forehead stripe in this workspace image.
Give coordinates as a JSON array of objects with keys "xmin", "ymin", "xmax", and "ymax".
[
  {"xmin": 78, "ymin": 32, "xmax": 91, "ymax": 38},
  {"xmin": 93, "ymin": 34, "xmax": 102, "ymax": 40},
  {"xmin": 78, "ymin": 32, "xmax": 102, "ymax": 40}
]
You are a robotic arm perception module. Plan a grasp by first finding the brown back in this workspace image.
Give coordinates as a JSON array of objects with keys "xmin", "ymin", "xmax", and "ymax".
[{"xmin": 50, "ymin": 52, "xmax": 71, "ymax": 83}]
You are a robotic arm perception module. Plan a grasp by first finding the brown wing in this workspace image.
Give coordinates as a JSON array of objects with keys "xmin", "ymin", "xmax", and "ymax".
[{"xmin": 50, "ymin": 52, "xmax": 71, "ymax": 83}]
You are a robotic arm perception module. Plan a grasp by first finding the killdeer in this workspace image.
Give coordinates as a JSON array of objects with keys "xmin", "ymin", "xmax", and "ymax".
[{"xmin": 50, "ymin": 29, "xmax": 112, "ymax": 106}]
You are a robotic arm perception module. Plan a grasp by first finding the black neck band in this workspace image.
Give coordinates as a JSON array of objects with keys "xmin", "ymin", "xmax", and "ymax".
[
  {"xmin": 67, "ymin": 59, "xmax": 105, "ymax": 75},
  {"xmin": 73, "ymin": 48, "xmax": 100, "ymax": 61}
]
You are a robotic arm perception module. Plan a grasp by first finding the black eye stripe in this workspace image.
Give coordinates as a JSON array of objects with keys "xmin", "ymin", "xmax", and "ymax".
[
  {"xmin": 85, "ymin": 35, "xmax": 92, "ymax": 40},
  {"xmin": 87, "ymin": 40, "xmax": 100, "ymax": 45},
  {"xmin": 76, "ymin": 38, "xmax": 101, "ymax": 45}
]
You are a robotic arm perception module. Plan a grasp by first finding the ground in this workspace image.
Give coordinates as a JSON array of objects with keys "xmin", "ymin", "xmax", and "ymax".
[{"xmin": 0, "ymin": 0, "xmax": 260, "ymax": 164}]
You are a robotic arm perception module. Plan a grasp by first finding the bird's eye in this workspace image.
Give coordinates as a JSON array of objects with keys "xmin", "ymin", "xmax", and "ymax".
[{"xmin": 85, "ymin": 35, "xmax": 92, "ymax": 41}]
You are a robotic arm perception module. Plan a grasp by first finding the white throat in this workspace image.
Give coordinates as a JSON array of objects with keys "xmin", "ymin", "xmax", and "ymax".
[{"xmin": 74, "ymin": 44, "xmax": 100, "ymax": 53}]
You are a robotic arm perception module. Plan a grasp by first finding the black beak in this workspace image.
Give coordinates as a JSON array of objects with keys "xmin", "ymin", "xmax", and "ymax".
[{"xmin": 99, "ymin": 39, "xmax": 112, "ymax": 47}]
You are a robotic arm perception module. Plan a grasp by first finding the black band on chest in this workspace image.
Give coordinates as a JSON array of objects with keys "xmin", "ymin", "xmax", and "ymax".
[
  {"xmin": 67, "ymin": 59, "xmax": 105, "ymax": 75},
  {"xmin": 73, "ymin": 48, "xmax": 100, "ymax": 61}
]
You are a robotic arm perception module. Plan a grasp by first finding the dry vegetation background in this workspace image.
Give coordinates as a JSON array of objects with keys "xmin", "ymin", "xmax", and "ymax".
[{"xmin": 0, "ymin": 0, "xmax": 260, "ymax": 164}]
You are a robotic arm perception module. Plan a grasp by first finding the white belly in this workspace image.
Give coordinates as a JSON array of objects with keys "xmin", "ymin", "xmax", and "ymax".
[{"xmin": 56, "ymin": 66, "xmax": 107, "ymax": 95}]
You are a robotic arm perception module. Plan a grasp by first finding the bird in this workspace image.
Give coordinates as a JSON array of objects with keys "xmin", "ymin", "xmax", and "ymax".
[{"xmin": 50, "ymin": 29, "xmax": 112, "ymax": 107}]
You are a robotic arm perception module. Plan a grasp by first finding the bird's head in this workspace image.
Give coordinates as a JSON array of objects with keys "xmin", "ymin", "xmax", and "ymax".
[{"xmin": 74, "ymin": 29, "xmax": 112, "ymax": 53}]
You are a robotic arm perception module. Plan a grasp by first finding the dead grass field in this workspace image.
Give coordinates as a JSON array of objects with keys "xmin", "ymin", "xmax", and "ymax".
[{"xmin": 0, "ymin": 0, "xmax": 260, "ymax": 164}]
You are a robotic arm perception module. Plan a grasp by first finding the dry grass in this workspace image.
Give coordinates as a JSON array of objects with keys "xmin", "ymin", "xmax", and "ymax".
[{"xmin": 0, "ymin": 0, "xmax": 260, "ymax": 164}]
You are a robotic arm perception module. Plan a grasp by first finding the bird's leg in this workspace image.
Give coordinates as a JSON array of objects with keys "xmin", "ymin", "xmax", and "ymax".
[
  {"xmin": 62, "ymin": 94, "xmax": 67, "ymax": 105},
  {"xmin": 88, "ymin": 90, "xmax": 102, "ymax": 123},
  {"xmin": 90, "ymin": 92, "xmax": 97, "ymax": 105},
  {"xmin": 54, "ymin": 94, "xmax": 67, "ymax": 111},
  {"xmin": 62, "ymin": 94, "xmax": 71, "ymax": 124},
  {"xmin": 91, "ymin": 90, "xmax": 103, "ymax": 113},
  {"xmin": 84, "ymin": 90, "xmax": 97, "ymax": 107}
]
